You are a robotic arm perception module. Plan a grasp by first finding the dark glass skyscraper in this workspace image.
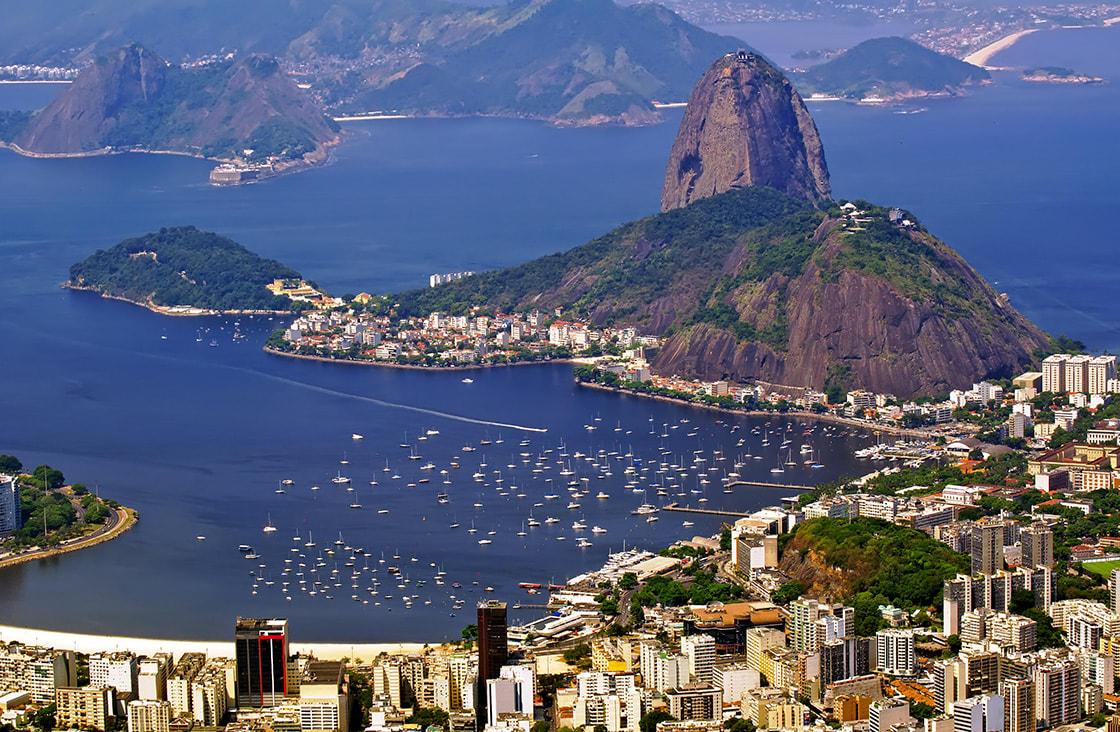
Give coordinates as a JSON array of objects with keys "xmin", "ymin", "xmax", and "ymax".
[
  {"xmin": 477, "ymin": 601, "xmax": 508, "ymax": 727},
  {"xmin": 234, "ymin": 617, "xmax": 289, "ymax": 708}
]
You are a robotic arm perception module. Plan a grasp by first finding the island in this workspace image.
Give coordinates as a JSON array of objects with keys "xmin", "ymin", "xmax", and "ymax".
[
  {"xmin": 1022, "ymin": 66, "xmax": 1105, "ymax": 84},
  {"xmin": 66, "ymin": 226, "xmax": 328, "ymax": 315},
  {"xmin": 0, "ymin": 454, "xmax": 137, "ymax": 570},
  {"xmin": 790, "ymin": 36, "xmax": 991, "ymax": 103},
  {"xmin": 0, "ymin": 43, "xmax": 341, "ymax": 184}
]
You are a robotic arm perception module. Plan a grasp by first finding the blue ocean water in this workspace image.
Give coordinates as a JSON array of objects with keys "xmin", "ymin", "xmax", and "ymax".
[{"xmin": 0, "ymin": 24, "xmax": 1116, "ymax": 641}]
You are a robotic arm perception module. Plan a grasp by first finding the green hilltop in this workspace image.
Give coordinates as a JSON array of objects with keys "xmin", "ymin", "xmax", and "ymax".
[{"xmin": 69, "ymin": 226, "xmax": 309, "ymax": 312}]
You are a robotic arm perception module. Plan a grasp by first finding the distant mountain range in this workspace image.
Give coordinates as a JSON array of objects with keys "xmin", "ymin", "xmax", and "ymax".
[
  {"xmin": 3, "ymin": 43, "xmax": 339, "ymax": 165},
  {"xmin": 791, "ymin": 36, "xmax": 990, "ymax": 100},
  {"xmin": 0, "ymin": 0, "xmax": 744, "ymax": 124}
]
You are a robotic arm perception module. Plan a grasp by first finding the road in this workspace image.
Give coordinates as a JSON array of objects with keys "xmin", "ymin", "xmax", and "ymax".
[{"xmin": 0, "ymin": 503, "xmax": 134, "ymax": 571}]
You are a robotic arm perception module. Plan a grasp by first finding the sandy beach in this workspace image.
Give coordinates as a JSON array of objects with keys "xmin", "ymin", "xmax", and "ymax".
[
  {"xmin": 0, "ymin": 624, "xmax": 431, "ymax": 661},
  {"xmin": 964, "ymin": 28, "xmax": 1040, "ymax": 68}
]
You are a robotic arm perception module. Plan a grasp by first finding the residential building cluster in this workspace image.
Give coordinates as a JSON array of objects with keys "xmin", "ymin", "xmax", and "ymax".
[
  {"xmin": 0, "ymin": 619, "xmax": 349, "ymax": 732},
  {"xmin": 279, "ymin": 306, "xmax": 658, "ymax": 366}
]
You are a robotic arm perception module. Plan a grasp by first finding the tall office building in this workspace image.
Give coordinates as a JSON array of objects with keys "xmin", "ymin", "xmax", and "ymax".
[
  {"xmin": 0, "ymin": 474, "xmax": 20, "ymax": 537},
  {"xmin": 477, "ymin": 601, "xmax": 508, "ymax": 727},
  {"xmin": 953, "ymin": 695, "xmax": 1005, "ymax": 732},
  {"xmin": 1001, "ymin": 678, "xmax": 1034, "ymax": 732},
  {"xmin": 234, "ymin": 617, "xmax": 289, "ymax": 708},
  {"xmin": 1020, "ymin": 524, "xmax": 1053, "ymax": 571},
  {"xmin": 971, "ymin": 522, "xmax": 1004, "ymax": 576}
]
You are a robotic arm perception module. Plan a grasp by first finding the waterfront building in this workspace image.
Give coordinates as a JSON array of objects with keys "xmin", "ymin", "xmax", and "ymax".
[
  {"xmin": 90, "ymin": 651, "xmax": 138, "ymax": 696},
  {"xmin": 0, "ymin": 475, "xmax": 19, "ymax": 537},
  {"xmin": 128, "ymin": 700, "xmax": 171, "ymax": 732},
  {"xmin": 234, "ymin": 617, "xmax": 289, "ymax": 708},
  {"xmin": 167, "ymin": 653, "xmax": 204, "ymax": 717},
  {"xmin": 56, "ymin": 686, "xmax": 113, "ymax": 731},
  {"xmin": 191, "ymin": 665, "xmax": 229, "ymax": 726}
]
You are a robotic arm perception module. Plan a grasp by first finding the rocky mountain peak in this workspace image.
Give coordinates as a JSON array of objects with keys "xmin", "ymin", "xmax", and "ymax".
[{"xmin": 661, "ymin": 51, "xmax": 831, "ymax": 211}]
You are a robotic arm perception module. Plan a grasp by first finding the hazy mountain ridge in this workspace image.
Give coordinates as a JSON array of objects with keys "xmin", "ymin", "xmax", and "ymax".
[{"xmin": 8, "ymin": 43, "xmax": 339, "ymax": 162}]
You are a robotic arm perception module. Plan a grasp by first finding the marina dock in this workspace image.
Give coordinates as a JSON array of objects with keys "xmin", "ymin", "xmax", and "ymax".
[{"xmin": 725, "ymin": 480, "xmax": 814, "ymax": 490}]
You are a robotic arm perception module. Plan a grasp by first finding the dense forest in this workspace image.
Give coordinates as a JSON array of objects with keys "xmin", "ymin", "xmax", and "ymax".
[{"xmin": 69, "ymin": 226, "xmax": 309, "ymax": 312}]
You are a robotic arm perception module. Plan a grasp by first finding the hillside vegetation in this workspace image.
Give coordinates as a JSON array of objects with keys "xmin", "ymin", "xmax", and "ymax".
[
  {"xmin": 394, "ymin": 186, "xmax": 1047, "ymax": 396},
  {"xmin": 778, "ymin": 517, "xmax": 970, "ymax": 631},
  {"xmin": 69, "ymin": 226, "xmax": 308, "ymax": 312}
]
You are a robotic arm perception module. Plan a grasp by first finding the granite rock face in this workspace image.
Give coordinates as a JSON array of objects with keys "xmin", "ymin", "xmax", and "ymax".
[{"xmin": 661, "ymin": 51, "xmax": 831, "ymax": 211}]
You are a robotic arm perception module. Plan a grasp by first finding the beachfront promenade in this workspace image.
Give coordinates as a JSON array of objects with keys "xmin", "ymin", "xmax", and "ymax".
[{"xmin": 0, "ymin": 624, "xmax": 430, "ymax": 661}]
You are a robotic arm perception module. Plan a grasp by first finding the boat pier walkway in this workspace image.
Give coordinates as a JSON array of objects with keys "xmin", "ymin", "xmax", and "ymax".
[
  {"xmin": 725, "ymin": 480, "xmax": 814, "ymax": 491},
  {"xmin": 662, "ymin": 503, "xmax": 753, "ymax": 517}
]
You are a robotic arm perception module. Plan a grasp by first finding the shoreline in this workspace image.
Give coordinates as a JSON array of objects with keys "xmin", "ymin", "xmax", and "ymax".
[
  {"xmin": 263, "ymin": 344, "xmax": 575, "ymax": 372},
  {"xmin": 62, "ymin": 283, "xmax": 298, "ymax": 318},
  {"xmin": 963, "ymin": 28, "xmax": 1040, "ymax": 68},
  {"xmin": 576, "ymin": 381, "xmax": 933, "ymax": 438},
  {"xmin": 0, "ymin": 136, "xmax": 340, "ymax": 185},
  {"xmin": 0, "ymin": 505, "xmax": 137, "ymax": 571},
  {"xmin": 0, "ymin": 624, "xmax": 432, "ymax": 661}
]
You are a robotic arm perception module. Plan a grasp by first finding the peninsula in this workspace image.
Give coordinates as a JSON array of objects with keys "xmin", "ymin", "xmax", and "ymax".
[
  {"xmin": 1, "ymin": 43, "xmax": 341, "ymax": 183},
  {"xmin": 0, "ymin": 455, "xmax": 137, "ymax": 571},
  {"xmin": 67, "ymin": 226, "xmax": 326, "ymax": 315}
]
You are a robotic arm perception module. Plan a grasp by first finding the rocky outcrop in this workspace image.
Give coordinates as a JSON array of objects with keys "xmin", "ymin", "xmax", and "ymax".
[
  {"xmin": 16, "ymin": 43, "xmax": 339, "ymax": 161},
  {"xmin": 661, "ymin": 52, "xmax": 830, "ymax": 211},
  {"xmin": 650, "ymin": 228, "xmax": 1049, "ymax": 397}
]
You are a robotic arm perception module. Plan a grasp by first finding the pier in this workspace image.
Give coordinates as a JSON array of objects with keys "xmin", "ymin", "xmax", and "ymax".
[
  {"xmin": 725, "ymin": 480, "xmax": 814, "ymax": 491},
  {"xmin": 662, "ymin": 503, "xmax": 753, "ymax": 517}
]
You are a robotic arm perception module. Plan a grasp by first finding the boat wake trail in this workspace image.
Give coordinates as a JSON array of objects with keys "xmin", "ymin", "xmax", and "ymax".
[{"xmin": 244, "ymin": 369, "xmax": 549, "ymax": 433}]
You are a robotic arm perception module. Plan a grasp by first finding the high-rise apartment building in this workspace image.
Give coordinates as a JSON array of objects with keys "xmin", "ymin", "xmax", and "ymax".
[
  {"xmin": 971, "ymin": 522, "xmax": 1004, "ymax": 576},
  {"xmin": 90, "ymin": 652, "xmax": 138, "ymax": 696},
  {"xmin": 0, "ymin": 475, "xmax": 20, "ymax": 537},
  {"xmin": 1089, "ymin": 356, "xmax": 1118, "ymax": 395},
  {"xmin": 1020, "ymin": 524, "xmax": 1053, "ymax": 570},
  {"xmin": 953, "ymin": 694, "xmax": 1005, "ymax": 732},
  {"xmin": 56, "ymin": 686, "xmax": 113, "ymax": 731},
  {"xmin": 681, "ymin": 635, "xmax": 716, "ymax": 683},
  {"xmin": 1034, "ymin": 658, "xmax": 1080, "ymax": 728},
  {"xmin": 1065, "ymin": 355, "xmax": 1093, "ymax": 394},
  {"xmin": 1001, "ymin": 678, "xmax": 1035, "ymax": 732},
  {"xmin": 167, "ymin": 653, "xmax": 204, "ymax": 717},
  {"xmin": 1042, "ymin": 354, "xmax": 1069, "ymax": 394},
  {"xmin": 875, "ymin": 629, "xmax": 916, "ymax": 676},
  {"xmin": 138, "ymin": 654, "xmax": 173, "ymax": 701},
  {"xmin": 127, "ymin": 700, "xmax": 171, "ymax": 732},
  {"xmin": 788, "ymin": 598, "xmax": 850, "ymax": 652},
  {"xmin": 869, "ymin": 698, "xmax": 908, "ymax": 732},
  {"xmin": 234, "ymin": 617, "xmax": 289, "ymax": 708}
]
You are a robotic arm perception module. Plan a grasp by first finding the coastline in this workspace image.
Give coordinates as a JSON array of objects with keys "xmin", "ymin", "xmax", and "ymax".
[
  {"xmin": 963, "ymin": 28, "xmax": 1040, "ymax": 68},
  {"xmin": 576, "ymin": 381, "xmax": 933, "ymax": 438},
  {"xmin": 263, "ymin": 344, "xmax": 574, "ymax": 372},
  {"xmin": 0, "ymin": 135, "xmax": 340, "ymax": 185},
  {"xmin": 62, "ymin": 283, "xmax": 298, "ymax": 318},
  {"xmin": 0, "ymin": 505, "xmax": 137, "ymax": 572},
  {"xmin": 0, "ymin": 624, "xmax": 431, "ymax": 661}
]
